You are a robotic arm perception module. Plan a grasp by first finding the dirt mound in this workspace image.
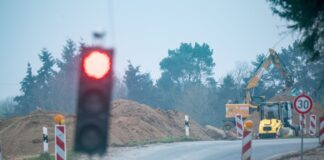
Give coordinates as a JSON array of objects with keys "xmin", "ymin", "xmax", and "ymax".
[{"xmin": 0, "ymin": 99, "xmax": 210, "ymax": 159}]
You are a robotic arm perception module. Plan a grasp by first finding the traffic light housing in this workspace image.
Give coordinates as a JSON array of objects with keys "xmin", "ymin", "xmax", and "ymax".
[{"xmin": 74, "ymin": 46, "xmax": 114, "ymax": 155}]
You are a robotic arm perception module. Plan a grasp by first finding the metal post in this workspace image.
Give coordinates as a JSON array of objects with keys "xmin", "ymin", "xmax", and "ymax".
[{"xmin": 301, "ymin": 114, "xmax": 304, "ymax": 160}]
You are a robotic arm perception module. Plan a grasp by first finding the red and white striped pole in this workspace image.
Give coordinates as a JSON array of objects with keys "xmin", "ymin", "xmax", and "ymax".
[
  {"xmin": 241, "ymin": 120, "xmax": 253, "ymax": 160},
  {"xmin": 55, "ymin": 125, "xmax": 66, "ymax": 160},
  {"xmin": 299, "ymin": 114, "xmax": 306, "ymax": 135},
  {"xmin": 0, "ymin": 143, "xmax": 2, "ymax": 160},
  {"xmin": 309, "ymin": 114, "xmax": 316, "ymax": 136},
  {"xmin": 320, "ymin": 116, "xmax": 324, "ymax": 145},
  {"xmin": 235, "ymin": 114, "xmax": 243, "ymax": 138}
]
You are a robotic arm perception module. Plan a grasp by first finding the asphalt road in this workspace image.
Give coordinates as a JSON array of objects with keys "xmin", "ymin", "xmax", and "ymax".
[{"xmin": 104, "ymin": 138, "xmax": 319, "ymax": 160}]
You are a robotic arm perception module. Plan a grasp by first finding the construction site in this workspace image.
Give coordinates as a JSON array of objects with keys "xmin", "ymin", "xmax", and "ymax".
[
  {"xmin": 0, "ymin": 99, "xmax": 231, "ymax": 159},
  {"xmin": 0, "ymin": 97, "xmax": 324, "ymax": 159},
  {"xmin": 1, "ymin": 1, "xmax": 324, "ymax": 160}
]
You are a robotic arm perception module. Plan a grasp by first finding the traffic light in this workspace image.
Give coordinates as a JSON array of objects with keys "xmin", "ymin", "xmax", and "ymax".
[{"xmin": 74, "ymin": 46, "xmax": 114, "ymax": 155}]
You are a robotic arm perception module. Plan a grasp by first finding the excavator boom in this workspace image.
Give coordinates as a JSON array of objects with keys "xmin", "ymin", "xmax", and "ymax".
[{"xmin": 245, "ymin": 48, "xmax": 293, "ymax": 104}]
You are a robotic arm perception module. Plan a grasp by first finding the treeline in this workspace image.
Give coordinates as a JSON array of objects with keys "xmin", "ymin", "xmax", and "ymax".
[
  {"xmin": 123, "ymin": 42, "xmax": 324, "ymax": 126},
  {"xmin": 10, "ymin": 40, "xmax": 81, "ymax": 115},
  {"xmin": 1, "ymin": 39, "xmax": 323, "ymax": 127}
]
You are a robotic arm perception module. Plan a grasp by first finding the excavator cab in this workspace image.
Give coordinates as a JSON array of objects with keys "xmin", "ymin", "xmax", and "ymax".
[{"xmin": 258, "ymin": 102, "xmax": 296, "ymax": 138}]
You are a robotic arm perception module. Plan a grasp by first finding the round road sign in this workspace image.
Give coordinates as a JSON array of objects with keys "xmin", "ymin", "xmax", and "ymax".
[{"xmin": 293, "ymin": 93, "xmax": 313, "ymax": 114}]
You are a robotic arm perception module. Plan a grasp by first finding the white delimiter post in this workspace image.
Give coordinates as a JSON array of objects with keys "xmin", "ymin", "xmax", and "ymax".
[
  {"xmin": 43, "ymin": 127, "xmax": 48, "ymax": 152},
  {"xmin": 185, "ymin": 115, "xmax": 190, "ymax": 137}
]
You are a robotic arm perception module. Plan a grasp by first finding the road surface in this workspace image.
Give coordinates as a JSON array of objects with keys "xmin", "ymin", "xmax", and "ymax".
[{"xmin": 102, "ymin": 138, "xmax": 319, "ymax": 160}]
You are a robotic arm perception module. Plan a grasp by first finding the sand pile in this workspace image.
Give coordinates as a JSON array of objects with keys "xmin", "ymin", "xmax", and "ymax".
[{"xmin": 0, "ymin": 99, "xmax": 210, "ymax": 159}]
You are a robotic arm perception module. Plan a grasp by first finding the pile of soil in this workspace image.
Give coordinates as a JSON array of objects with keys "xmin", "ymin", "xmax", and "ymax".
[{"xmin": 0, "ymin": 99, "xmax": 210, "ymax": 159}]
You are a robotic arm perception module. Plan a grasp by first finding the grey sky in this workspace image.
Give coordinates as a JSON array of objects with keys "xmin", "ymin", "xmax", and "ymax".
[{"xmin": 0, "ymin": 0, "xmax": 296, "ymax": 100}]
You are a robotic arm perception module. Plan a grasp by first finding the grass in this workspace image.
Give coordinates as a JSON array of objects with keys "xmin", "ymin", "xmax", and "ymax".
[
  {"xmin": 26, "ymin": 151, "xmax": 74, "ymax": 160},
  {"xmin": 26, "ymin": 153, "xmax": 54, "ymax": 160}
]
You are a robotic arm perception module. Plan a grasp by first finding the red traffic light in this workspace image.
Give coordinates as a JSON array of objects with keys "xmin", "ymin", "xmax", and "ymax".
[{"xmin": 83, "ymin": 51, "xmax": 111, "ymax": 79}]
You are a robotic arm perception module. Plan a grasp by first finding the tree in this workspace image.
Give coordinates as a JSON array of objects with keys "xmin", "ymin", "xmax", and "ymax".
[
  {"xmin": 112, "ymin": 75, "xmax": 127, "ymax": 99},
  {"xmin": 219, "ymin": 74, "xmax": 241, "ymax": 103},
  {"xmin": 52, "ymin": 39, "xmax": 79, "ymax": 112},
  {"xmin": 277, "ymin": 42, "xmax": 324, "ymax": 99},
  {"xmin": 57, "ymin": 39, "xmax": 77, "ymax": 71},
  {"xmin": 267, "ymin": 0, "xmax": 324, "ymax": 60},
  {"xmin": 123, "ymin": 61, "xmax": 156, "ymax": 106},
  {"xmin": 14, "ymin": 63, "xmax": 37, "ymax": 114},
  {"xmin": 0, "ymin": 97, "xmax": 16, "ymax": 118},
  {"xmin": 35, "ymin": 48, "xmax": 56, "ymax": 109},
  {"xmin": 159, "ymin": 43, "xmax": 215, "ymax": 87},
  {"xmin": 176, "ymin": 84, "xmax": 215, "ymax": 125},
  {"xmin": 207, "ymin": 74, "xmax": 241, "ymax": 125}
]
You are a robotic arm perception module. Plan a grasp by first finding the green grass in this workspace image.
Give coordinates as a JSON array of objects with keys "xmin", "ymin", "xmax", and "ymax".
[{"xmin": 27, "ymin": 153, "xmax": 54, "ymax": 160}]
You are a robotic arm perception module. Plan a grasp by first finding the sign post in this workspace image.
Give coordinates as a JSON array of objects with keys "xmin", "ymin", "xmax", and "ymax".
[{"xmin": 294, "ymin": 93, "xmax": 313, "ymax": 160}]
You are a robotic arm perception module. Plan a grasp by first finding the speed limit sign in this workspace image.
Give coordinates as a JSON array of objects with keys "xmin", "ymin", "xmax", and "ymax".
[{"xmin": 293, "ymin": 93, "xmax": 313, "ymax": 114}]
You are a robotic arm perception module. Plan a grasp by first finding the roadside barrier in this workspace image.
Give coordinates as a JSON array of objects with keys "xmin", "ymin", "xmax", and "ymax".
[
  {"xmin": 0, "ymin": 143, "xmax": 2, "ymax": 160},
  {"xmin": 241, "ymin": 120, "xmax": 253, "ymax": 160},
  {"xmin": 309, "ymin": 114, "xmax": 316, "ymax": 136},
  {"xmin": 320, "ymin": 116, "xmax": 324, "ymax": 145},
  {"xmin": 55, "ymin": 125, "xmax": 66, "ymax": 160},
  {"xmin": 235, "ymin": 114, "xmax": 243, "ymax": 138}
]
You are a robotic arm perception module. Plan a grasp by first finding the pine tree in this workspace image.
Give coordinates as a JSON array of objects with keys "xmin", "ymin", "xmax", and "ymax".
[
  {"xmin": 14, "ymin": 63, "xmax": 36, "ymax": 114},
  {"xmin": 35, "ymin": 48, "xmax": 56, "ymax": 109},
  {"xmin": 123, "ymin": 61, "xmax": 156, "ymax": 106},
  {"xmin": 57, "ymin": 39, "xmax": 77, "ymax": 71},
  {"xmin": 52, "ymin": 39, "xmax": 78, "ymax": 112}
]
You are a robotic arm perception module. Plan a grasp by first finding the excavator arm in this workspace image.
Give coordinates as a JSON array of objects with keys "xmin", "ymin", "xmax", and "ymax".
[
  {"xmin": 268, "ymin": 49, "xmax": 294, "ymax": 90},
  {"xmin": 245, "ymin": 48, "xmax": 293, "ymax": 105}
]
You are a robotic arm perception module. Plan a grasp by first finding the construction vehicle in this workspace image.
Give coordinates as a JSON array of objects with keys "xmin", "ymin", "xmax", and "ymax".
[
  {"xmin": 258, "ymin": 101, "xmax": 298, "ymax": 138},
  {"xmin": 223, "ymin": 49, "xmax": 297, "ymax": 138}
]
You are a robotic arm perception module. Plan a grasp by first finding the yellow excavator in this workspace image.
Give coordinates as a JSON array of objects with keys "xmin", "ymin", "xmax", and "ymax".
[{"xmin": 223, "ymin": 49, "xmax": 298, "ymax": 138}]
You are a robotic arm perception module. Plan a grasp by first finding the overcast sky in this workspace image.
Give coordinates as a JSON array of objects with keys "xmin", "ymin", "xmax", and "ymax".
[{"xmin": 0, "ymin": 0, "xmax": 296, "ymax": 100}]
